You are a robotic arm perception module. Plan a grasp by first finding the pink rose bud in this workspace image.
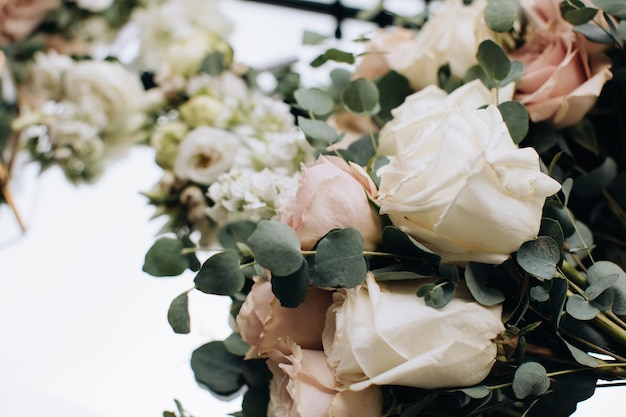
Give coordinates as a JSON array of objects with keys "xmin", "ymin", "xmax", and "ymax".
[{"xmin": 281, "ymin": 155, "xmax": 382, "ymax": 251}]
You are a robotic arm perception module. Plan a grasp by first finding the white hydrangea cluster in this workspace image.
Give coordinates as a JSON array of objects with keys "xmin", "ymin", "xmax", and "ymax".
[{"xmin": 205, "ymin": 168, "xmax": 300, "ymax": 226}]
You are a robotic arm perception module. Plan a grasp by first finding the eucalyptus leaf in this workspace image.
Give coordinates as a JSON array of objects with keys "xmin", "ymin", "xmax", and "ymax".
[
  {"xmin": 342, "ymin": 78, "xmax": 380, "ymax": 115},
  {"xmin": 242, "ymin": 386, "xmax": 270, "ymax": 417},
  {"xmin": 566, "ymin": 294, "xmax": 600, "ymax": 320},
  {"xmin": 540, "ymin": 217, "xmax": 565, "ymax": 253},
  {"xmin": 587, "ymin": 261, "xmax": 626, "ymax": 315},
  {"xmin": 224, "ymin": 332, "xmax": 250, "ymax": 357},
  {"xmin": 302, "ymin": 30, "xmax": 328, "ymax": 45},
  {"xmin": 476, "ymin": 39, "xmax": 511, "ymax": 82},
  {"xmin": 565, "ymin": 220, "xmax": 594, "ymax": 261},
  {"xmin": 247, "ymin": 220, "xmax": 304, "ymax": 276},
  {"xmin": 592, "ymin": 0, "xmax": 626, "ymax": 18},
  {"xmin": 218, "ymin": 220, "xmax": 257, "ymax": 252},
  {"xmin": 530, "ymin": 286, "xmax": 550, "ymax": 303},
  {"xmin": 512, "ymin": 362, "xmax": 550, "ymax": 399},
  {"xmin": 464, "ymin": 262, "xmax": 505, "ymax": 306},
  {"xmin": 167, "ymin": 292, "xmax": 190, "ymax": 334},
  {"xmin": 439, "ymin": 262, "xmax": 459, "ymax": 283},
  {"xmin": 310, "ymin": 48, "xmax": 355, "ymax": 67},
  {"xmin": 564, "ymin": 7, "xmax": 598, "ymax": 25},
  {"xmin": 297, "ymin": 116, "xmax": 340, "ymax": 148},
  {"xmin": 585, "ymin": 273, "xmax": 619, "ymax": 300},
  {"xmin": 194, "ymin": 251, "xmax": 245, "ymax": 296},
  {"xmin": 200, "ymin": 51, "xmax": 227, "ymax": 76},
  {"xmin": 420, "ymin": 278, "xmax": 456, "ymax": 308},
  {"xmin": 143, "ymin": 237, "xmax": 190, "ymax": 277},
  {"xmin": 498, "ymin": 100, "xmax": 529, "ymax": 144},
  {"xmin": 572, "ymin": 157, "xmax": 617, "ymax": 198},
  {"xmin": 376, "ymin": 70, "xmax": 412, "ymax": 124},
  {"xmin": 559, "ymin": 336, "xmax": 599, "ymax": 367},
  {"xmin": 313, "ymin": 228, "xmax": 367, "ymax": 288},
  {"xmin": 191, "ymin": 341, "xmax": 245, "ymax": 396},
  {"xmin": 294, "ymin": 88, "xmax": 334, "ymax": 116},
  {"xmin": 516, "ymin": 237, "xmax": 561, "ymax": 280},
  {"xmin": 382, "ymin": 226, "xmax": 441, "ymax": 264},
  {"xmin": 459, "ymin": 385, "xmax": 491, "ymax": 399},
  {"xmin": 375, "ymin": 270, "xmax": 433, "ymax": 281},
  {"xmin": 271, "ymin": 260, "xmax": 309, "ymax": 308},
  {"xmin": 485, "ymin": 0, "xmax": 518, "ymax": 32},
  {"xmin": 574, "ymin": 23, "xmax": 614, "ymax": 44}
]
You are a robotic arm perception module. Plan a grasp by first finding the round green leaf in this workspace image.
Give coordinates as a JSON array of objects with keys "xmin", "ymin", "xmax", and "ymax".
[
  {"xmin": 191, "ymin": 341, "xmax": 245, "ymax": 396},
  {"xmin": 142, "ymin": 237, "xmax": 189, "ymax": 277},
  {"xmin": 271, "ymin": 260, "xmax": 309, "ymax": 308},
  {"xmin": 297, "ymin": 116, "xmax": 340, "ymax": 148},
  {"xmin": 421, "ymin": 278, "xmax": 457, "ymax": 309},
  {"xmin": 566, "ymin": 294, "xmax": 600, "ymax": 320},
  {"xmin": 294, "ymin": 88, "xmax": 334, "ymax": 115},
  {"xmin": 342, "ymin": 78, "xmax": 380, "ymax": 115},
  {"xmin": 498, "ymin": 101, "xmax": 529, "ymax": 144},
  {"xmin": 464, "ymin": 262, "xmax": 505, "ymax": 306},
  {"xmin": 564, "ymin": 7, "xmax": 599, "ymax": 25},
  {"xmin": 592, "ymin": 0, "xmax": 626, "ymax": 19},
  {"xmin": 485, "ymin": 0, "xmax": 518, "ymax": 32},
  {"xmin": 194, "ymin": 250, "xmax": 245, "ymax": 296},
  {"xmin": 460, "ymin": 385, "xmax": 491, "ymax": 399},
  {"xmin": 516, "ymin": 237, "xmax": 561, "ymax": 280},
  {"xmin": 476, "ymin": 39, "xmax": 511, "ymax": 82},
  {"xmin": 512, "ymin": 362, "xmax": 550, "ymax": 399},
  {"xmin": 312, "ymin": 228, "xmax": 367, "ymax": 288},
  {"xmin": 218, "ymin": 220, "xmax": 257, "ymax": 252},
  {"xmin": 530, "ymin": 286, "xmax": 550, "ymax": 303},
  {"xmin": 242, "ymin": 386, "xmax": 271, "ymax": 417},
  {"xmin": 539, "ymin": 218, "xmax": 565, "ymax": 253},
  {"xmin": 224, "ymin": 332, "xmax": 250, "ymax": 356},
  {"xmin": 167, "ymin": 292, "xmax": 190, "ymax": 334},
  {"xmin": 247, "ymin": 220, "xmax": 304, "ymax": 276},
  {"xmin": 587, "ymin": 261, "xmax": 626, "ymax": 315}
]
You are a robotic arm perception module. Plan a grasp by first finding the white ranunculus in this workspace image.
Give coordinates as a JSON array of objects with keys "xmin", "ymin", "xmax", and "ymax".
[
  {"xmin": 395, "ymin": 0, "xmax": 493, "ymax": 90},
  {"xmin": 378, "ymin": 79, "xmax": 514, "ymax": 156},
  {"xmin": 377, "ymin": 105, "xmax": 562, "ymax": 264},
  {"xmin": 22, "ymin": 51, "xmax": 74, "ymax": 105},
  {"xmin": 323, "ymin": 273, "xmax": 505, "ymax": 391},
  {"xmin": 174, "ymin": 126, "xmax": 239, "ymax": 185},
  {"xmin": 61, "ymin": 60, "xmax": 146, "ymax": 136}
]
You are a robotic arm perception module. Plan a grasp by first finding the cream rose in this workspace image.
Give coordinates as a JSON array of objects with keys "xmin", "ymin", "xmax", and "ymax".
[
  {"xmin": 281, "ymin": 155, "xmax": 382, "ymax": 251},
  {"xmin": 74, "ymin": 0, "xmax": 113, "ymax": 12},
  {"xmin": 378, "ymin": 79, "xmax": 514, "ymax": 156},
  {"xmin": 236, "ymin": 277, "xmax": 333, "ymax": 359},
  {"xmin": 267, "ymin": 338, "xmax": 383, "ymax": 417},
  {"xmin": 394, "ymin": 0, "xmax": 493, "ymax": 90},
  {"xmin": 377, "ymin": 105, "xmax": 562, "ymax": 264},
  {"xmin": 62, "ymin": 59, "xmax": 146, "ymax": 136},
  {"xmin": 173, "ymin": 126, "xmax": 239, "ymax": 185},
  {"xmin": 323, "ymin": 273, "xmax": 505, "ymax": 391},
  {"xmin": 510, "ymin": 0, "xmax": 612, "ymax": 128}
]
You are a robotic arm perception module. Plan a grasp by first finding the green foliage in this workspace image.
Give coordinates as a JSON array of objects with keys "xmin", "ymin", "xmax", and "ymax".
[
  {"xmin": 294, "ymin": 88, "xmax": 334, "ymax": 116},
  {"xmin": 591, "ymin": 0, "xmax": 626, "ymax": 18},
  {"xmin": 374, "ymin": 71, "xmax": 412, "ymax": 125},
  {"xmin": 271, "ymin": 261, "xmax": 309, "ymax": 308},
  {"xmin": 297, "ymin": 116, "xmax": 341, "ymax": 149},
  {"xmin": 200, "ymin": 51, "xmax": 229, "ymax": 76},
  {"xmin": 417, "ymin": 278, "xmax": 457, "ymax": 309},
  {"xmin": 342, "ymin": 78, "xmax": 381, "ymax": 116},
  {"xmin": 516, "ymin": 237, "xmax": 561, "ymax": 280},
  {"xmin": 191, "ymin": 341, "xmax": 245, "ymax": 396},
  {"xmin": 498, "ymin": 101, "xmax": 529, "ymax": 144},
  {"xmin": 476, "ymin": 40, "xmax": 511, "ymax": 82},
  {"xmin": 194, "ymin": 251, "xmax": 245, "ymax": 296},
  {"xmin": 302, "ymin": 30, "xmax": 328, "ymax": 45},
  {"xmin": 241, "ymin": 386, "xmax": 271, "ymax": 417},
  {"xmin": 218, "ymin": 220, "xmax": 257, "ymax": 253},
  {"xmin": 464, "ymin": 262, "xmax": 505, "ymax": 306},
  {"xmin": 247, "ymin": 220, "xmax": 304, "ymax": 276},
  {"xmin": 381, "ymin": 226, "xmax": 441, "ymax": 264},
  {"xmin": 512, "ymin": 362, "xmax": 550, "ymax": 399},
  {"xmin": 485, "ymin": 0, "xmax": 519, "ymax": 32},
  {"xmin": 587, "ymin": 261, "xmax": 626, "ymax": 315},
  {"xmin": 224, "ymin": 332, "xmax": 250, "ymax": 356},
  {"xmin": 143, "ymin": 236, "xmax": 197, "ymax": 277},
  {"xmin": 311, "ymin": 228, "xmax": 368, "ymax": 288},
  {"xmin": 310, "ymin": 48, "xmax": 355, "ymax": 67},
  {"xmin": 167, "ymin": 292, "xmax": 190, "ymax": 334}
]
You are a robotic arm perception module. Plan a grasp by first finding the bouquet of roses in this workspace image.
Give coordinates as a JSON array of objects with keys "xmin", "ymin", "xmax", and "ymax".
[{"xmin": 144, "ymin": 0, "xmax": 626, "ymax": 416}]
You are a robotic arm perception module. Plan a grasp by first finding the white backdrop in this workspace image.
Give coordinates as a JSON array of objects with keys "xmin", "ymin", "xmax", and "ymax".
[{"xmin": 0, "ymin": 1, "xmax": 624, "ymax": 416}]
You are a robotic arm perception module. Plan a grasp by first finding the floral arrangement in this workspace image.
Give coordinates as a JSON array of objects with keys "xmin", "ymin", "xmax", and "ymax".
[{"xmin": 142, "ymin": 0, "xmax": 626, "ymax": 416}]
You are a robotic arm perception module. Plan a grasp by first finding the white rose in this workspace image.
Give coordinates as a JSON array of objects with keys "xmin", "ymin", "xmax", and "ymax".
[
  {"xmin": 378, "ymin": 79, "xmax": 514, "ymax": 156},
  {"xmin": 323, "ymin": 273, "xmax": 505, "ymax": 391},
  {"xmin": 62, "ymin": 60, "xmax": 146, "ymax": 136},
  {"xmin": 377, "ymin": 105, "xmax": 562, "ymax": 264},
  {"xmin": 74, "ymin": 0, "xmax": 113, "ymax": 12},
  {"xmin": 21, "ymin": 51, "xmax": 74, "ymax": 107},
  {"xmin": 174, "ymin": 126, "xmax": 239, "ymax": 185},
  {"xmin": 395, "ymin": 0, "xmax": 493, "ymax": 90}
]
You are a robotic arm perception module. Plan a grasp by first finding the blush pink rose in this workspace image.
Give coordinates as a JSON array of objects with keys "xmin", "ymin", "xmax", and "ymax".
[
  {"xmin": 353, "ymin": 27, "xmax": 415, "ymax": 81},
  {"xmin": 236, "ymin": 277, "xmax": 333, "ymax": 359},
  {"xmin": 510, "ymin": 0, "xmax": 612, "ymax": 128},
  {"xmin": 0, "ymin": 0, "xmax": 60, "ymax": 45},
  {"xmin": 266, "ymin": 338, "xmax": 383, "ymax": 417},
  {"xmin": 281, "ymin": 155, "xmax": 382, "ymax": 251}
]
